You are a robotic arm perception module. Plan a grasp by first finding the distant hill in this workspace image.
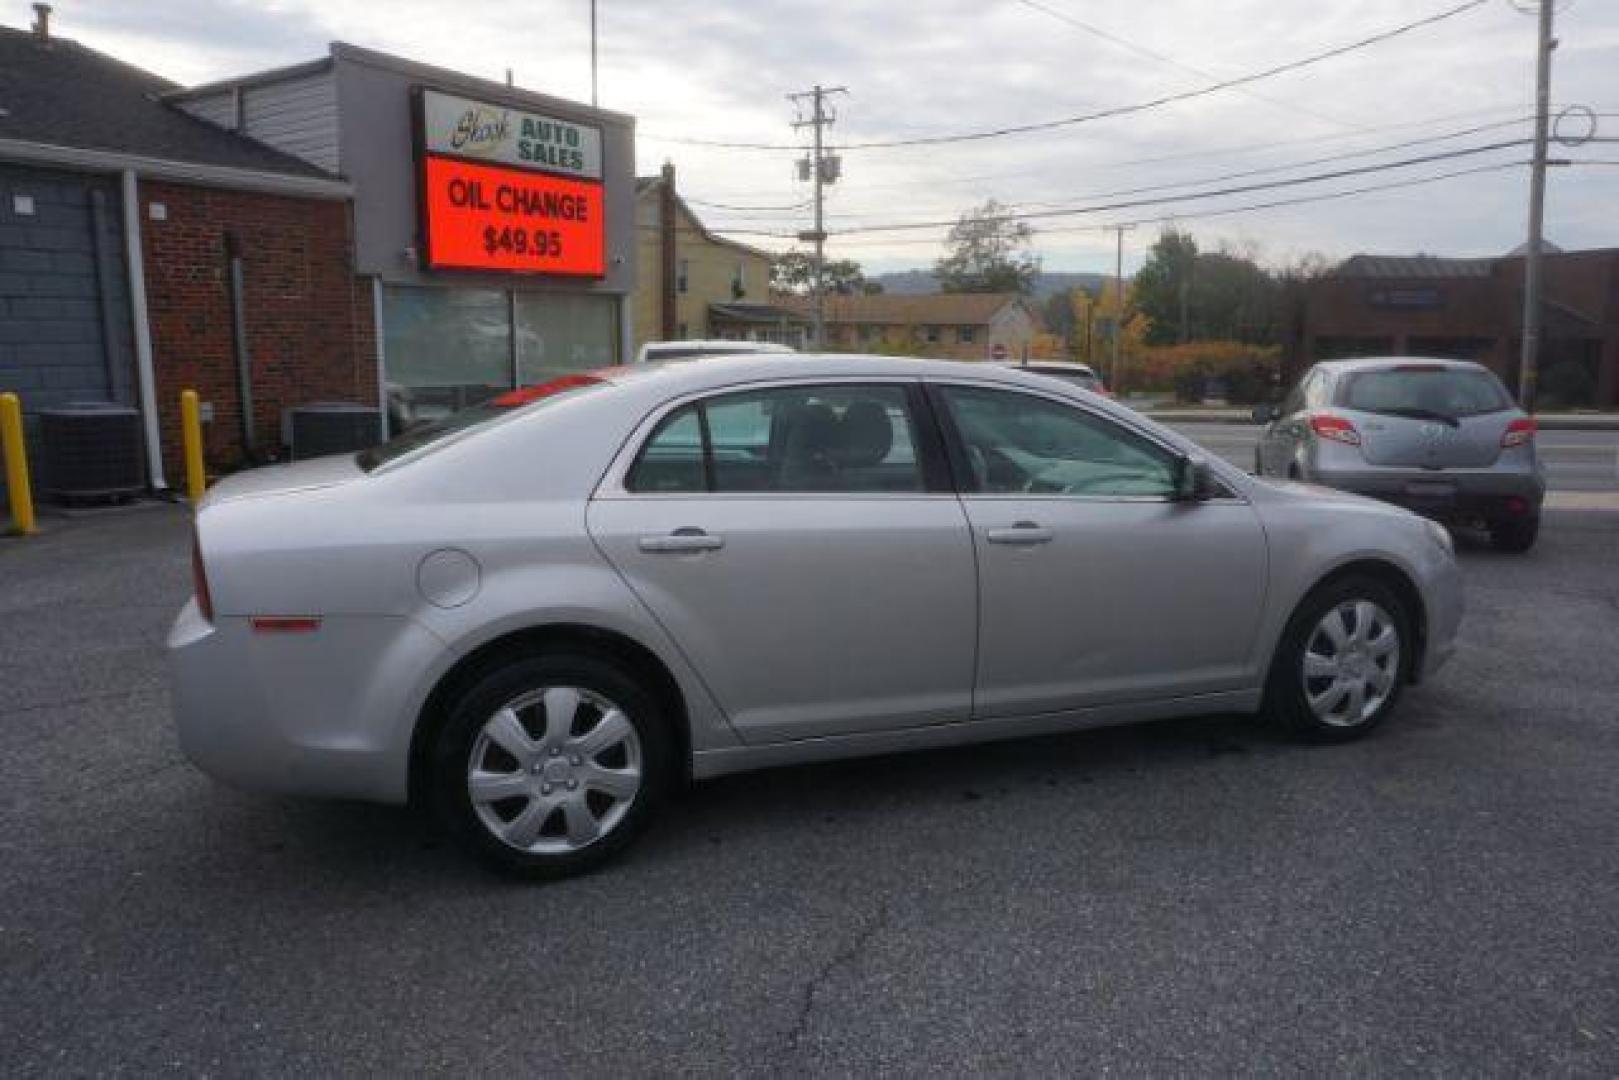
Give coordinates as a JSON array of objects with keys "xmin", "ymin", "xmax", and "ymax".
[{"xmin": 871, "ymin": 270, "xmax": 1116, "ymax": 299}]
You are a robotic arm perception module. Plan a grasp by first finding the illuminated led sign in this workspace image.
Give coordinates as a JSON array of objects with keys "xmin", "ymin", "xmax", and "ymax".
[{"xmin": 417, "ymin": 89, "xmax": 606, "ymax": 276}]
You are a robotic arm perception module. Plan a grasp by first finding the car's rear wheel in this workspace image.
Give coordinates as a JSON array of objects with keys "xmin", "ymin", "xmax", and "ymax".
[
  {"xmin": 1489, "ymin": 515, "xmax": 1539, "ymax": 554},
  {"xmin": 1266, "ymin": 577, "xmax": 1411, "ymax": 742},
  {"xmin": 430, "ymin": 652, "xmax": 673, "ymax": 879}
]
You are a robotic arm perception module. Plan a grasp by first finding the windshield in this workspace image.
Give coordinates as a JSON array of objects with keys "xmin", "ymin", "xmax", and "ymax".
[
  {"xmin": 1338, "ymin": 367, "xmax": 1512, "ymax": 420},
  {"xmin": 356, "ymin": 373, "xmax": 608, "ymax": 472}
]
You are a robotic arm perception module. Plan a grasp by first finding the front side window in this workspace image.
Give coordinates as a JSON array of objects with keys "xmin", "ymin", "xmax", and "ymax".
[
  {"xmin": 627, "ymin": 384, "xmax": 925, "ymax": 494},
  {"xmin": 941, "ymin": 385, "xmax": 1178, "ymax": 498}
]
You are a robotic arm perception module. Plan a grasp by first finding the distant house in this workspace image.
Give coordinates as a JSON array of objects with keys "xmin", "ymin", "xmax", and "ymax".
[
  {"xmin": 634, "ymin": 165, "xmax": 807, "ymax": 349},
  {"xmin": 778, "ymin": 292, "xmax": 1040, "ymax": 360}
]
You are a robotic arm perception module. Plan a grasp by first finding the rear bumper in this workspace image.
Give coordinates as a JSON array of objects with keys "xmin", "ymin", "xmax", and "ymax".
[
  {"xmin": 1312, "ymin": 466, "xmax": 1545, "ymax": 522},
  {"xmin": 168, "ymin": 600, "xmax": 449, "ymax": 804}
]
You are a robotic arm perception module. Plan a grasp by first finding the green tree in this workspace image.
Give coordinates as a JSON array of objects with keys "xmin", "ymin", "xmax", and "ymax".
[
  {"xmin": 770, "ymin": 252, "xmax": 877, "ymax": 295},
  {"xmin": 934, "ymin": 200, "xmax": 1040, "ymax": 294},
  {"xmin": 1131, "ymin": 229, "xmax": 1304, "ymax": 347}
]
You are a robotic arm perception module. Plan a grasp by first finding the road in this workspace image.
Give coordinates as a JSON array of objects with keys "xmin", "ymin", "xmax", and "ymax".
[
  {"xmin": 1163, "ymin": 420, "xmax": 1619, "ymax": 492},
  {"xmin": 3, "ymin": 505, "xmax": 1618, "ymax": 1074}
]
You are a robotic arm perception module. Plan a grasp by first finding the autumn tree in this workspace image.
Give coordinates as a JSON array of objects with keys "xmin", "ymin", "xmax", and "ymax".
[{"xmin": 934, "ymin": 200, "xmax": 1040, "ymax": 294}]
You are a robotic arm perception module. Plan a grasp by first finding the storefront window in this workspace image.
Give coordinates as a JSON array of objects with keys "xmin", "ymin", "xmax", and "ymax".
[
  {"xmin": 383, "ymin": 286, "xmax": 510, "ymax": 422},
  {"xmin": 516, "ymin": 292, "xmax": 619, "ymax": 385}
]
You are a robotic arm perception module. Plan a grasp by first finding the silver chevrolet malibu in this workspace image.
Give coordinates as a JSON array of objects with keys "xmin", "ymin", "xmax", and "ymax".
[{"xmin": 170, "ymin": 355, "xmax": 1462, "ymax": 878}]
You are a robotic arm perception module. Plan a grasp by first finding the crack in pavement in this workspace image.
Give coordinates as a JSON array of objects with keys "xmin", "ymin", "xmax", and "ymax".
[{"xmin": 778, "ymin": 899, "xmax": 894, "ymax": 1064}]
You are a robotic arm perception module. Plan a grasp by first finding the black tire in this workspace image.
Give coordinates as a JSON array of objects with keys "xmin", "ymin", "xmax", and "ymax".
[
  {"xmin": 1489, "ymin": 515, "xmax": 1539, "ymax": 554},
  {"xmin": 1265, "ymin": 576, "xmax": 1412, "ymax": 743},
  {"xmin": 430, "ymin": 651, "xmax": 675, "ymax": 879}
]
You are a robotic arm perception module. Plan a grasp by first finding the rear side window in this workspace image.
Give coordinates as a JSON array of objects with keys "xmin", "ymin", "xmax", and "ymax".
[
  {"xmin": 626, "ymin": 384, "xmax": 926, "ymax": 494},
  {"xmin": 356, "ymin": 373, "xmax": 608, "ymax": 472},
  {"xmin": 1339, "ymin": 367, "xmax": 1512, "ymax": 418}
]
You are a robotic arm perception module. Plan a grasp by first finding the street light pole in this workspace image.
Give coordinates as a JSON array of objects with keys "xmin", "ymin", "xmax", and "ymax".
[{"xmin": 1518, "ymin": 0, "xmax": 1556, "ymax": 411}]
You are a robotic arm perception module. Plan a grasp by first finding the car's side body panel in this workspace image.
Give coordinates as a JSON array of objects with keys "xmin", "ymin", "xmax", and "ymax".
[{"xmin": 171, "ymin": 354, "xmax": 1464, "ymax": 807}]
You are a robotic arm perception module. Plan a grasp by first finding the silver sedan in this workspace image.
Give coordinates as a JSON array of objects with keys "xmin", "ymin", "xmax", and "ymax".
[{"xmin": 170, "ymin": 355, "xmax": 1462, "ymax": 878}]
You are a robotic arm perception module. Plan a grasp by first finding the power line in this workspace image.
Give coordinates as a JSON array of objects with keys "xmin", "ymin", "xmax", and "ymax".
[
  {"xmin": 684, "ymin": 195, "xmax": 814, "ymax": 213},
  {"xmin": 824, "ymin": 161, "xmax": 1527, "ymax": 249},
  {"xmin": 825, "ymin": 139, "xmax": 1530, "ymax": 236},
  {"xmin": 642, "ymin": 0, "xmax": 1488, "ymax": 152},
  {"xmin": 700, "ymin": 117, "xmax": 1533, "ymax": 227},
  {"xmin": 1011, "ymin": 0, "xmax": 1364, "ymax": 131}
]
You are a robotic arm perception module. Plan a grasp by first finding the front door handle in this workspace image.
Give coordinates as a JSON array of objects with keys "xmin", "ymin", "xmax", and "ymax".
[
  {"xmin": 985, "ymin": 522, "xmax": 1054, "ymax": 545},
  {"xmin": 639, "ymin": 528, "xmax": 725, "ymax": 554}
]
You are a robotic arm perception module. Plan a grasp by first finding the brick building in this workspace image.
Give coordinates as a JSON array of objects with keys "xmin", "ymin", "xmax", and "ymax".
[
  {"xmin": 1293, "ymin": 247, "xmax": 1619, "ymax": 408},
  {"xmin": 2, "ymin": 11, "xmax": 636, "ymax": 496},
  {"xmin": 0, "ymin": 14, "xmax": 361, "ymax": 487}
]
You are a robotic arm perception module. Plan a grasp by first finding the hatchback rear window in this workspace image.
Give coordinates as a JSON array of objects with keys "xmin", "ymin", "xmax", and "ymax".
[
  {"xmin": 356, "ymin": 373, "xmax": 609, "ymax": 472},
  {"xmin": 1338, "ymin": 367, "xmax": 1512, "ymax": 419}
]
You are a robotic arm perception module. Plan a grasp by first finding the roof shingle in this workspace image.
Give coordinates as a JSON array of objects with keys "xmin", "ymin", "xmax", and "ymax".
[{"xmin": 0, "ymin": 26, "xmax": 335, "ymax": 179}]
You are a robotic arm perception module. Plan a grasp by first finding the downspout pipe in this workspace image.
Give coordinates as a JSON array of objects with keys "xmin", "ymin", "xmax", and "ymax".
[
  {"xmin": 224, "ymin": 233, "xmax": 255, "ymax": 459},
  {"xmin": 121, "ymin": 169, "xmax": 166, "ymax": 490}
]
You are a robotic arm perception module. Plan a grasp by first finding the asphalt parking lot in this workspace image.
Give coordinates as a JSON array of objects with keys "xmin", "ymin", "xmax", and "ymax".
[{"xmin": 3, "ymin": 503, "xmax": 1618, "ymax": 1075}]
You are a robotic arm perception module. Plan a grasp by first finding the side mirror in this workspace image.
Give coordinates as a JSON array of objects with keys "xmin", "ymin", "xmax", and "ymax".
[
  {"xmin": 1174, "ymin": 453, "xmax": 1216, "ymax": 502},
  {"xmin": 1251, "ymin": 403, "xmax": 1280, "ymax": 424}
]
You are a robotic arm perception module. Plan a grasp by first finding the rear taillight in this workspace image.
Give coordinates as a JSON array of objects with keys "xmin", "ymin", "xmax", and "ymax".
[
  {"xmin": 191, "ymin": 529, "xmax": 213, "ymax": 622},
  {"xmin": 1310, "ymin": 414, "xmax": 1362, "ymax": 446},
  {"xmin": 1502, "ymin": 417, "xmax": 1536, "ymax": 448}
]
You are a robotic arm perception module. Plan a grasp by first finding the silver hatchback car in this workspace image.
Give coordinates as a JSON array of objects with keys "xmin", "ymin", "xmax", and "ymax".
[
  {"xmin": 172, "ymin": 355, "xmax": 1461, "ymax": 878},
  {"xmin": 1254, "ymin": 358, "xmax": 1545, "ymax": 552}
]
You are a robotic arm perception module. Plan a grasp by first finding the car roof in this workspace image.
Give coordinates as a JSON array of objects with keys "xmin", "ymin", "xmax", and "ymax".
[
  {"xmin": 641, "ymin": 340, "xmax": 792, "ymax": 352},
  {"xmin": 598, "ymin": 353, "xmax": 1101, "ymax": 395},
  {"xmin": 1314, "ymin": 356, "xmax": 1488, "ymax": 374},
  {"xmin": 1003, "ymin": 361, "xmax": 1098, "ymax": 375}
]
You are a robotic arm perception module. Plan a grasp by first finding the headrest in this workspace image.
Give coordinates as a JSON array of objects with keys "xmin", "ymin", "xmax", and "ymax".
[{"xmin": 833, "ymin": 399, "xmax": 893, "ymax": 468}]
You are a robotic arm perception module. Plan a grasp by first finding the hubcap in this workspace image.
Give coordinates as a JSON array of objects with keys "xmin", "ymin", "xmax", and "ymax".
[
  {"xmin": 1302, "ymin": 600, "xmax": 1400, "ymax": 728},
  {"xmin": 467, "ymin": 686, "xmax": 642, "ymax": 854}
]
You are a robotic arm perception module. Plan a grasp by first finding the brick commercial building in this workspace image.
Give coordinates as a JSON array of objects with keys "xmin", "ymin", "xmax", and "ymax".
[
  {"xmin": 2, "ymin": 10, "xmax": 635, "ymax": 495},
  {"xmin": 1294, "ymin": 247, "xmax": 1619, "ymax": 409},
  {"xmin": 1, "ymin": 13, "xmax": 359, "ymax": 489}
]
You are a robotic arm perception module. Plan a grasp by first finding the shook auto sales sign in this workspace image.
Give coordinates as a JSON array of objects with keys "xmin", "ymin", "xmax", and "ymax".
[{"xmin": 417, "ymin": 89, "xmax": 606, "ymax": 276}]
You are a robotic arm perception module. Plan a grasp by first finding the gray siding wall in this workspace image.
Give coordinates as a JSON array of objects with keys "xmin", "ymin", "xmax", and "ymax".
[
  {"xmin": 176, "ymin": 91, "xmax": 237, "ymax": 130},
  {"xmin": 175, "ymin": 71, "xmax": 340, "ymax": 173},
  {"xmin": 241, "ymin": 72, "xmax": 339, "ymax": 172}
]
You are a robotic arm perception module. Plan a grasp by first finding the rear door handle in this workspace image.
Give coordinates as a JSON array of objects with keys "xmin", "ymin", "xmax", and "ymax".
[
  {"xmin": 639, "ymin": 528, "xmax": 725, "ymax": 553},
  {"xmin": 985, "ymin": 522, "xmax": 1054, "ymax": 545}
]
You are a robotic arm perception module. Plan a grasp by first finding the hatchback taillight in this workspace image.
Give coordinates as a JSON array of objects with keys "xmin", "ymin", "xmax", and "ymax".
[
  {"xmin": 191, "ymin": 529, "xmax": 214, "ymax": 622},
  {"xmin": 1310, "ymin": 415, "xmax": 1362, "ymax": 446},
  {"xmin": 1502, "ymin": 417, "xmax": 1536, "ymax": 448}
]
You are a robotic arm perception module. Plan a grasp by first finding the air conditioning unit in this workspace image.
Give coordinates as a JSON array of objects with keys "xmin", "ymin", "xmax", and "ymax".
[
  {"xmin": 284, "ymin": 403, "xmax": 382, "ymax": 461},
  {"xmin": 38, "ymin": 403, "xmax": 144, "ymax": 502}
]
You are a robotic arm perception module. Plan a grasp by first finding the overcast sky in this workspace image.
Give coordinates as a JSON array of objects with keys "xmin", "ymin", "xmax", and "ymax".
[{"xmin": 23, "ymin": 0, "xmax": 1619, "ymax": 275}]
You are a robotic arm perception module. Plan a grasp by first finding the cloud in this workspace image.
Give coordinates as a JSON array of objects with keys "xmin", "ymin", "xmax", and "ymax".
[{"xmin": 23, "ymin": 0, "xmax": 1618, "ymax": 271}]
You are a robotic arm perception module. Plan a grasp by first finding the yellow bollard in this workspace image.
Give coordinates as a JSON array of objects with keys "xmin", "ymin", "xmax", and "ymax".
[
  {"xmin": 180, "ymin": 390, "xmax": 207, "ymax": 504},
  {"xmin": 1, "ymin": 392, "xmax": 37, "ymax": 535}
]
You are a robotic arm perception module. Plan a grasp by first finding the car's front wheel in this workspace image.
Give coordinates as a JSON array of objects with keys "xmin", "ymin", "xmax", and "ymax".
[
  {"xmin": 1266, "ymin": 576, "xmax": 1411, "ymax": 742},
  {"xmin": 430, "ymin": 652, "xmax": 674, "ymax": 879}
]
